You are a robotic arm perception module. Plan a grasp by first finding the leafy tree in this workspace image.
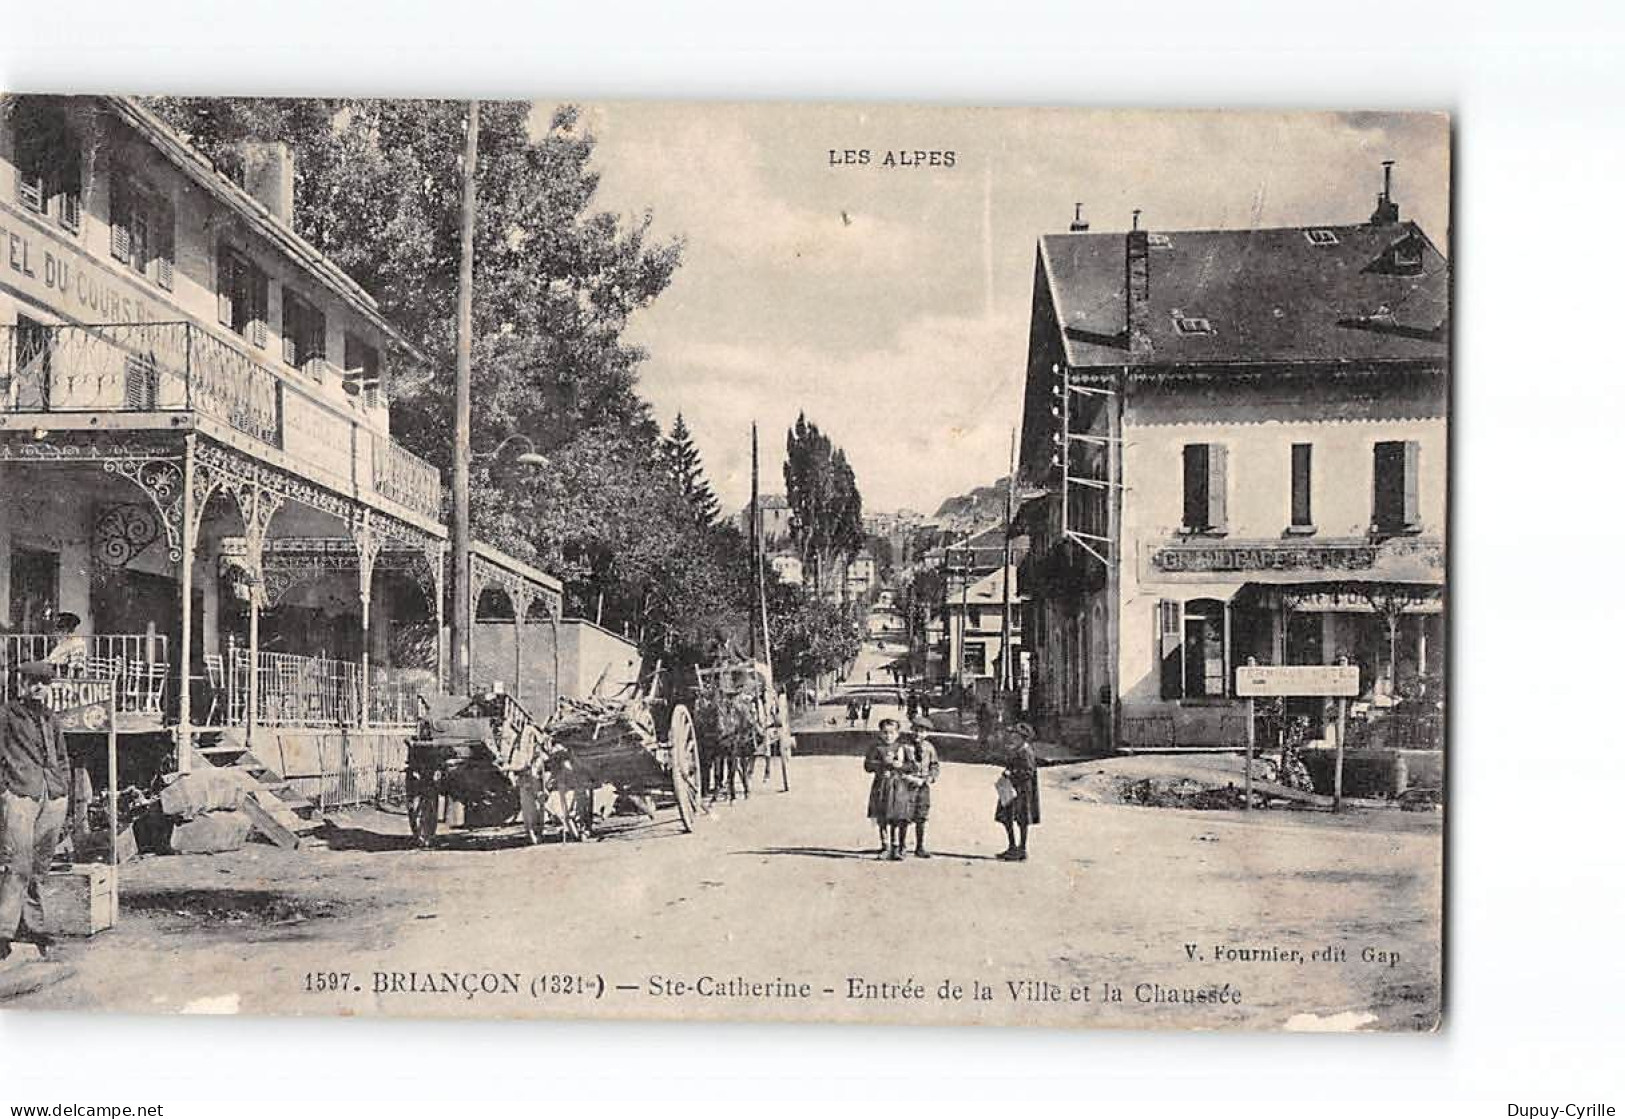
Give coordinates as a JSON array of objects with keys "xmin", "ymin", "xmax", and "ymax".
[
  {"xmin": 764, "ymin": 580, "xmax": 862, "ymax": 693},
  {"xmin": 663, "ymin": 413, "xmax": 720, "ymax": 525},
  {"xmin": 783, "ymin": 413, "xmax": 864, "ymax": 595}
]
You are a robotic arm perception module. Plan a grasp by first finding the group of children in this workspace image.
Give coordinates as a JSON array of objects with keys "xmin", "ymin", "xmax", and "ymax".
[
  {"xmin": 862, "ymin": 714, "xmax": 1041, "ymax": 862},
  {"xmin": 863, "ymin": 715, "xmax": 940, "ymax": 859}
]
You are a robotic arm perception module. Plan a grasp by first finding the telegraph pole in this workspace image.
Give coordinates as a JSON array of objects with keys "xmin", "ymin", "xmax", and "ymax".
[
  {"xmin": 450, "ymin": 100, "xmax": 479, "ymax": 694},
  {"xmin": 1000, "ymin": 427, "xmax": 1016, "ymax": 702}
]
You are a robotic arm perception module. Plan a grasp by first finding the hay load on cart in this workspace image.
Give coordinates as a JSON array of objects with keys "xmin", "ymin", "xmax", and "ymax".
[{"xmin": 543, "ymin": 682, "xmax": 704, "ymax": 835}]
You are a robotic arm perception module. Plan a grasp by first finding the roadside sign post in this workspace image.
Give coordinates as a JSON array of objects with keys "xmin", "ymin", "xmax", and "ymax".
[
  {"xmin": 1234, "ymin": 664, "xmax": 1360, "ymax": 812},
  {"xmin": 1244, "ymin": 695, "xmax": 1255, "ymax": 811}
]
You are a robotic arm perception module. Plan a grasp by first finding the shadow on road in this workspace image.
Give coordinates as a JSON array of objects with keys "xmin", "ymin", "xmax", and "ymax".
[{"xmin": 738, "ymin": 845, "xmax": 1004, "ymax": 862}]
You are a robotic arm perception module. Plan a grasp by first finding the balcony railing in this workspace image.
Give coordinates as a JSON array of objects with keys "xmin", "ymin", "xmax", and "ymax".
[
  {"xmin": 1, "ymin": 633, "xmax": 170, "ymax": 716},
  {"xmin": 226, "ymin": 648, "xmax": 420, "ymax": 729},
  {"xmin": 1, "ymin": 321, "xmax": 443, "ymax": 521}
]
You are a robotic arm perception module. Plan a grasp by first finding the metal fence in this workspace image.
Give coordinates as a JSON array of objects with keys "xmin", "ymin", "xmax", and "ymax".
[{"xmin": 1, "ymin": 632, "xmax": 170, "ymax": 714}]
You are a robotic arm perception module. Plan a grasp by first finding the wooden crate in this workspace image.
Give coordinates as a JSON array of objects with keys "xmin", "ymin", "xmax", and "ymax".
[{"xmin": 39, "ymin": 863, "xmax": 118, "ymax": 937}]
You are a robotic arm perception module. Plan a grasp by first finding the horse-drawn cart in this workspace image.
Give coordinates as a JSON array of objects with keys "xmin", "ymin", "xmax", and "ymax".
[
  {"xmin": 692, "ymin": 658, "xmax": 794, "ymax": 798},
  {"xmin": 544, "ymin": 690, "xmax": 705, "ymax": 834},
  {"xmin": 406, "ymin": 681, "xmax": 705, "ymax": 846}
]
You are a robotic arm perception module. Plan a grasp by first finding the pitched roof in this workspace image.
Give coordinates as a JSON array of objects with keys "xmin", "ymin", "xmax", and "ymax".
[{"xmin": 1038, "ymin": 221, "xmax": 1448, "ymax": 370}]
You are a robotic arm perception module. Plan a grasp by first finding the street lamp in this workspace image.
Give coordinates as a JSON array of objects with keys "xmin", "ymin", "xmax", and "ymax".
[{"xmin": 472, "ymin": 433, "xmax": 549, "ymax": 468}]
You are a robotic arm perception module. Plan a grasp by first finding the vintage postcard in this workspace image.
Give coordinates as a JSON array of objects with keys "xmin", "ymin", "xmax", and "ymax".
[{"xmin": 0, "ymin": 96, "xmax": 1447, "ymax": 1030}]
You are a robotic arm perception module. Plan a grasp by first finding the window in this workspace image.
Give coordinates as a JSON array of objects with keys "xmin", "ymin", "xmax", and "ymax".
[
  {"xmin": 1181, "ymin": 443, "xmax": 1228, "ymax": 533},
  {"xmin": 962, "ymin": 642, "xmax": 987, "ymax": 677},
  {"xmin": 13, "ymin": 97, "xmax": 82, "ymax": 232},
  {"xmin": 1305, "ymin": 228, "xmax": 1340, "ymax": 246},
  {"xmin": 1173, "ymin": 314, "xmax": 1215, "ymax": 335},
  {"xmin": 343, "ymin": 334, "xmax": 381, "ymax": 407},
  {"xmin": 1372, "ymin": 440, "xmax": 1421, "ymax": 534},
  {"xmin": 281, "ymin": 290, "xmax": 327, "ymax": 373},
  {"xmin": 1147, "ymin": 232, "xmax": 1173, "ymax": 249},
  {"xmin": 1290, "ymin": 443, "xmax": 1314, "ymax": 529},
  {"xmin": 1158, "ymin": 598, "xmax": 1228, "ymax": 700},
  {"xmin": 217, "ymin": 246, "xmax": 269, "ymax": 347},
  {"xmin": 110, "ymin": 177, "xmax": 175, "ymax": 290}
]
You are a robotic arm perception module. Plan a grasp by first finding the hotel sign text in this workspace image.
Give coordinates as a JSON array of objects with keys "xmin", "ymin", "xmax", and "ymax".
[{"xmin": 1150, "ymin": 542, "xmax": 1378, "ymax": 574}]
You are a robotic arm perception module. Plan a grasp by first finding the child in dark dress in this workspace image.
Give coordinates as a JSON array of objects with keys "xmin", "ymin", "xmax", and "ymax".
[
  {"xmin": 864, "ymin": 717, "xmax": 906, "ymax": 859},
  {"xmin": 995, "ymin": 722, "xmax": 1041, "ymax": 861}
]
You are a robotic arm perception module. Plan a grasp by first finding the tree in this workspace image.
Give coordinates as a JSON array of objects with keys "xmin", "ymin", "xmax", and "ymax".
[
  {"xmin": 783, "ymin": 413, "xmax": 864, "ymax": 595},
  {"xmin": 663, "ymin": 413, "xmax": 720, "ymax": 525},
  {"xmin": 764, "ymin": 580, "xmax": 862, "ymax": 694}
]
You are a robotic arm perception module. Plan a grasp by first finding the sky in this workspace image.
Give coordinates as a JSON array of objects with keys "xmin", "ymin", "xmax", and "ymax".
[{"xmin": 535, "ymin": 103, "xmax": 1450, "ymax": 518}]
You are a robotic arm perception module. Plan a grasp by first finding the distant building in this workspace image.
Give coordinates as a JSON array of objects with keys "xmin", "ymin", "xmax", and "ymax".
[
  {"xmin": 769, "ymin": 552, "xmax": 803, "ymax": 586},
  {"xmin": 937, "ymin": 565, "xmax": 1025, "ymax": 691},
  {"xmin": 843, "ymin": 552, "xmax": 877, "ymax": 598},
  {"xmin": 736, "ymin": 493, "xmax": 794, "ymax": 548}
]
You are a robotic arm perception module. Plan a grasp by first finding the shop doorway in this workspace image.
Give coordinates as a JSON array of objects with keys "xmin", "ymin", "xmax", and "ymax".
[{"xmin": 8, "ymin": 546, "xmax": 59, "ymax": 631}]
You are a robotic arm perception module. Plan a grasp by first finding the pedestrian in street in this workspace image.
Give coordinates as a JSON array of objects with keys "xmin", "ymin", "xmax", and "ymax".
[
  {"xmin": 906, "ymin": 692, "xmax": 919, "ymax": 723},
  {"xmin": 864, "ymin": 718, "xmax": 907, "ymax": 860},
  {"xmin": 920, "ymin": 692, "xmax": 931, "ymax": 718},
  {"xmin": 846, "ymin": 700, "xmax": 859, "ymax": 728},
  {"xmin": 994, "ymin": 722, "xmax": 1041, "ymax": 862},
  {"xmin": 903, "ymin": 715, "xmax": 941, "ymax": 857},
  {"xmin": 860, "ymin": 699, "xmax": 873, "ymax": 729},
  {"xmin": 0, "ymin": 661, "xmax": 71, "ymax": 959}
]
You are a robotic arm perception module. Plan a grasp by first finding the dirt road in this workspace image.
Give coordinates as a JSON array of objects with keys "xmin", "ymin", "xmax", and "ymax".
[{"xmin": 9, "ymin": 746, "xmax": 1441, "ymax": 1031}]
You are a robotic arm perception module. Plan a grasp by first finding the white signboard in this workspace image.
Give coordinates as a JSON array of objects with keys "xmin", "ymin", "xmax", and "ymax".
[{"xmin": 1234, "ymin": 664, "xmax": 1361, "ymax": 697}]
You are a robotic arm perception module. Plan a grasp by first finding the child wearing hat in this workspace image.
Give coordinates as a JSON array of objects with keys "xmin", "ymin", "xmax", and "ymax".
[
  {"xmin": 901, "ymin": 715, "xmax": 941, "ymax": 857},
  {"xmin": 995, "ymin": 722, "xmax": 1041, "ymax": 861}
]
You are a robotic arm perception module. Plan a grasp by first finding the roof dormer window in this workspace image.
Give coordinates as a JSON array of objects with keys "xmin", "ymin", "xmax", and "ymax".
[
  {"xmin": 1147, "ymin": 232, "xmax": 1173, "ymax": 249},
  {"xmin": 1173, "ymin": 314, "xmax": 1215, "ymax": 336},
  {"xmin": 1305, "ymin": 228, "xmax": 1340, "ymax": 246}
]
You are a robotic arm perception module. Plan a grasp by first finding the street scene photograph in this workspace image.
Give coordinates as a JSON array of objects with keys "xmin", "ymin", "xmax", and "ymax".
[{"xmin": 0, "ymin": 95, "xmax": 1448, "ymax": 1031}]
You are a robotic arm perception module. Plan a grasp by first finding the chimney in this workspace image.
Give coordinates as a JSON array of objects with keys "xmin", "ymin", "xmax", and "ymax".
[
  {"xmin": 1069, "ymin": 203, "xmax": 1090, "ymax": 233},
  {"xmin": 1126, "ymin": 222, "xmax": 1152, "ymax": 357},
  {"xmin": 1369, "ymin": 159, "xmax": 1400, "ymax": 225},
  {"xmin": 237, "ymin": 141, "xmax": 296, "ymax": 226}
]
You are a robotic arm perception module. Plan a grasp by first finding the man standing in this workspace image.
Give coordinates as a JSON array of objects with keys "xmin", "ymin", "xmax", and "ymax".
[{"xmin": 0, "ymin": 662, "xmax": 70, "ymax": 959}]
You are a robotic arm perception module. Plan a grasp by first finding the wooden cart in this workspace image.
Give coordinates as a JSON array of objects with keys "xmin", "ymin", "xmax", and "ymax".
[
  {"xmin": 544, "ymin": 690, "xmax": 705, "ymax": 834},
  {"xmin": 406, "ymin": 691, "xmax": 533, "ymax": 847}
]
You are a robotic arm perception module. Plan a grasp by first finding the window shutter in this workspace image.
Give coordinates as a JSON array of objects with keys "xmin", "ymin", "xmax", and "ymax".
[
  {"xmin": 310, "ymin": 307, "xmax": 326, "ymax": 363},
  {"xmin": 1181, "ymin": 444, "xmax": 1206, "ymax": 530},
  {"xmin": 58, "ymin": 188, "xmax": 82, "ymax": 232},
  {"xmin": 1206, "ymin": 443, "xmax": 1228, "ymax": 532},
  {"xmin": 18, "ymin": 172, "xmax": 44, "ymax": 212},
  {"xmin": 110, "ymin": 183, "xmax": 133, "ymax": 262},
  {"xmin": 1158, "ymin": 599, "xmax": 1183, "ymax": 700},
  {"xmin": 281, "ymin": 295, "xmax": 300, "ymax": 365},
  {"xmin": 216, "ymin": 247, "xmax": 234, "ymax": 327},
  {"xmin": 1402, "ymin": 440, "xmax": 1421, "ymax": 528},
  {"xmin": 251, "ymin": 268, "xmax": 269, "ymax": 347},
  {"xmin": 153, "ymin": 197, "xmax": 175, "ymax": 290}
]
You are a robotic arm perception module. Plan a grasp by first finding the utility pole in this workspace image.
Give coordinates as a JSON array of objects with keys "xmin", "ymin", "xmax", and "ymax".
[
  {"xmin": 450, "ymin": 100, "xmax": 479, "ymax": 694},
  {"xmin": 1000, "ymin": 427, "xmax": 1016, "ymax": 703},
  {"xmin": 748, "ymin": 423, "xmax": 760, "ymax": 667}
]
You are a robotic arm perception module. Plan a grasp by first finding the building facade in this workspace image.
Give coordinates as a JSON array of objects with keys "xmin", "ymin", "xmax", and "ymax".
[
  {"xmin": 1017, "ymin": 178, "xmax": 1447, "ymax": 752},
  {"xmin": 0, "ymin": 95, "xmax": 559, "ymax": 769}
]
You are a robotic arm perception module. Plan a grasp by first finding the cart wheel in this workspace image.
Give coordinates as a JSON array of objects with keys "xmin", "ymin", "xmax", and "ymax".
[
  {"xmin": 777, "ymin": 693, "xmax": 793, "ymax": 793},
  {"xmin": 669, "ymin": 704, "xmax": 703, "ymax": 833}
]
